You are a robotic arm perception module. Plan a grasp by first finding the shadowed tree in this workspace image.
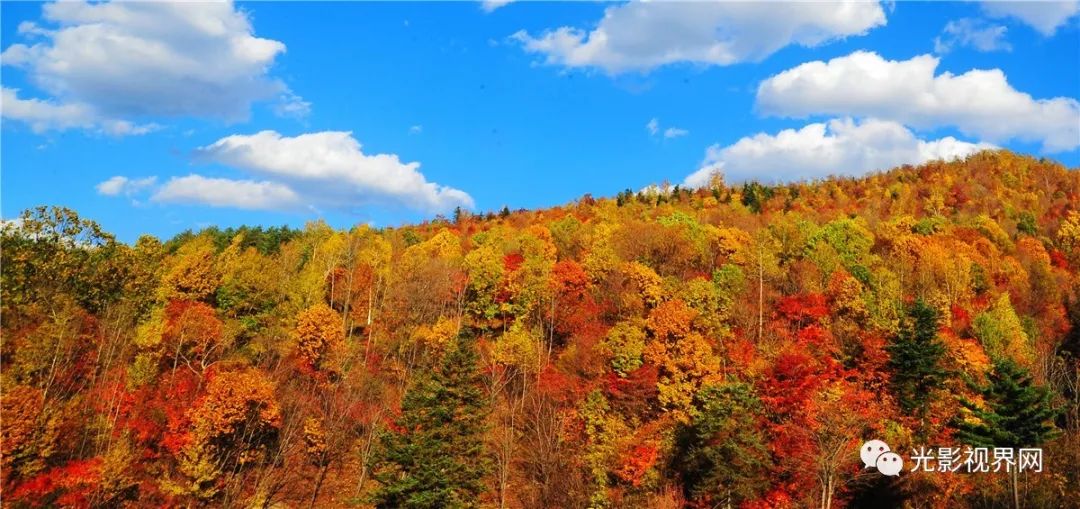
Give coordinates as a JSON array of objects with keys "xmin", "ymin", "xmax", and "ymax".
[
  {"xmin": 955, "ymin": 359, "xmax": 1060, "ymax": 509},
  {"xmin": 372, "ymin": 334, "xmax": 490, "ymax": 509},
  {"xmin": 673, "ymin": 381, "xmax": 770, "ymax": 507},
  {"xmin": 887, "ymin": 299, "xmax": 947, "ymax": 424}
]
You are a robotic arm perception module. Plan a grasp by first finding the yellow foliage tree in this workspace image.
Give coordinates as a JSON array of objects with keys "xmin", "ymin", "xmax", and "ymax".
[
  {"xmin": 295, "ymin": 303, "xmax": 345, "ymax": 372},
  {"xmin": 159, "ymin": 236, "xmax": 220, "ymax": 302},
  {"xmin": 643, "ymin": 300, "xmax": 720, "ymax": 418},
  {"xmin": 464, "ymin": 242, "xmax": 504, "ymax": 320},
  {"xmin": 1056, "ymin": 210, "xmax": 1080, "ymax": 265},
  {"xmin": 624, "ymin": 261, "xmax": 665, "ymax": 308},
  {"xmin": 973, "ymin": 294, "xmax": 1034, "ymax": 366},
  {"xmin": 492, "ymin": 321, "xmax": 542, "ymax": 372},
  {"xmin": 167, "ymin": 368, "xmax": 282, "ymax": 501},
  {"xmin": 410, "ymin": 315, "xmax": 461, "ymax": 352}
]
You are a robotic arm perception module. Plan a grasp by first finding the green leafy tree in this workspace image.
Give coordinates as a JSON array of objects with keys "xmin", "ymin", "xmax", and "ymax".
[
  {"xmin": 1, "ymin": 206, "xmax": 123, "ymax": 316},
  {"xmin": 372, "ymin": 334, "xmax": 490, "ymax": 509},
  {"xmin": 1016, "ymin": 211, "xmax": 1038, "ymax": 236},
  {"xmin": 887, "ymin": 299, "xmax": 947, "ymax": 419}
]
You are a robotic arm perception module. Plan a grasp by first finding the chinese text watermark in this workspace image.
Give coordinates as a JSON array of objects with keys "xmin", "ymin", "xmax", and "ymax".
[{"xmin": 860, "ymin": 440, "xmax": 1044, "ymax": 476}]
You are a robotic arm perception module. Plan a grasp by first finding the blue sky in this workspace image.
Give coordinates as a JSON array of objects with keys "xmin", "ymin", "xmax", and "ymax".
[{"xmin": 2, "ymin": 1, "xmax": 1078, "ymax": 242}]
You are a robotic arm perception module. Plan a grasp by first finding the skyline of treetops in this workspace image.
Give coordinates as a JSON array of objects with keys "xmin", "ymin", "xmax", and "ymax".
[{"xmin": 2, "ymin": 150, "xmax": 1077, "ymax": 508}]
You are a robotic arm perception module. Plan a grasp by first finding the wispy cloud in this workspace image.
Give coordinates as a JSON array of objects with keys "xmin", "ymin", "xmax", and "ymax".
[
  {"xmin": 934, "ymin": 18, "xmax": 1011, "ymax": 53},
  {"xmin": 664, "ymin": 127, "xmax": 689, "ymax": 139}
]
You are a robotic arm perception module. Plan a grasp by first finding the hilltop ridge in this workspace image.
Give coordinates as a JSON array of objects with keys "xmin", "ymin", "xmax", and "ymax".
[{"xmin": 1, "ymin": 149, "xmax": 1078, "ymax": 508}]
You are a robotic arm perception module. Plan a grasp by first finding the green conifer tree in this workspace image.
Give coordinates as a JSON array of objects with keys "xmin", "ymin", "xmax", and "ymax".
[
  {"xmin": 673, "ymin": 381, "xmax": 770, "ymax": 507},
  {"xmin": 372, "ymin": 334, "xmax": 490, "ymax": 509},
  {"xmin": 955, "ymin": 359, "xmax": 1059, "ymax": 448},
  {"xmin": 954, "ymin": 359, "xmax": 1060, "ymax": 509},
  {"xmin": 887, "ymin": 299, "xmax": 947, "ymax": 418}
]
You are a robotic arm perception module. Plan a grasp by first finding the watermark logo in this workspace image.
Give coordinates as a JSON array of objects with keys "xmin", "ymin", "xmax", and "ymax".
[
  {"xmin": 909, "ymin": 446, "xmax": 1043, "ymax": 473},
  {"xmin": 859, "ymin": 439, "xmax": 890, "ymax": 468},
  {"xmin": 876, "ymin": 452, "xmax": 904, "ymax": 476},
  {"xmin": 859, "ymin": 440, "xmax": 1044, "ymax": 476},
  {"xmin": 860, "ymin": 440, "xmax": 903, "ymax": 476}
]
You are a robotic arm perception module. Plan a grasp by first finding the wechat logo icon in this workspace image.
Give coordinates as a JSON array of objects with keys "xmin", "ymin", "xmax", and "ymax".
[{"xmin": 860, "ymin": 439, "xmax": 903, "ymax": 477}]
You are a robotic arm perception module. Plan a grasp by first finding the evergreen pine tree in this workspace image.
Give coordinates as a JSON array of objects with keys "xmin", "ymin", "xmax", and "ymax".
[
  {"xmin": 955, "ymin": 359, "xmax": 1060, "ymax": 448},
  {"xmin": 372, "ymin": 334, "xmax": 490, "ymax": 509},
  {"xmin": 954, "ymin": 359, "xmax": 1060, "ymax": 509},
  {"xmin": 673, "ymin": 382, "xmax": 770, "ymax": 507},
  {"xmin": 886, "ymin": 299, "xmax": 947, "ymax": 418}
]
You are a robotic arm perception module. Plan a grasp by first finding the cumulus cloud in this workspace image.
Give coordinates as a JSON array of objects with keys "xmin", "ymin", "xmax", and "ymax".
[
  {"xmin": 95, "ymin": 176, "xmax": 157, "ymax": 196},
  {"xmin": 683, "ymin": 117, "xmax": 995, "ymax": 187},
  {"xmin": 982, "ymin": 1, "xmax": 1079, "ymax": 35},
  {"xmin": 1, "ymin": 1, "xmax": 304, "ymax": 134},
  {"xmin": 934, "ymin": 18, "xmax": 1011, "ymax": 53},
  {"xmin": 756, "ymin": 51, "xmax": 1080, "ymax": 152},
  {"xmin": 512, "ymin": 1, "xmax": 886, "ymax": 73},
  {"xmin": 152, "ymin": 175, "xmax": 301, "ymax": 211},
  {"xmin": 2, "ymin": 88, "xmax": 158, "ymax": 135},
  {"xmin": 194, "ymin": 130, "xmax": 473, "ymax": 213}
]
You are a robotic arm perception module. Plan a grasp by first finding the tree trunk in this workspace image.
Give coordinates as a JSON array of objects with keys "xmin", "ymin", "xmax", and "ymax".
[
  {"xmin": 310, "ymin": 463, "xmax": 329, "ymax": 509},
  {"xmin": 1011, "ymin": 467, "xmax": 1020, "ymax": 509},
  {"xmin": 757, "ymin": 243, "xmax": 764, "ymax": 341},
  {"xmin": 825, "ymin": 476, "xmax": 833, "ymax": 509}
]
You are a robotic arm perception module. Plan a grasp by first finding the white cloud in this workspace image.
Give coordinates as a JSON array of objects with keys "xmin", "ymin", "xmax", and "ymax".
[
  {"xmin": 1, "ymin": 87, "xmax": 157, "ymax": 135},
  {"xmin": 1, "ymin": 1, "xmax": 302, "ymax": 134},
  {"xmin": 512, "ymin": 1, "xmax": 886, "ymax": 73},
  {"xmin": 646, "ymin": 118, "xmax": 660, "ymax": 135},
  {"xmin": 409, "ymin": 125, "xmax": 423, "ymax": 135},
  {"xmin": 481, "ymin": 0, "xmax": 514, "ymax": 13},
  {"xmin": 982, "ymin": 1, "xmax": 1079, "ymax": 36},
  {"xmin": 756, "ymin": 51, "xmax": 1080, "ymax": 152},
  {"xmin": 664, "ymin": 127, "xmax": 689, "ymax": 139},
  {"xmin": 934, "ymin": 18, "xmax": 1011, "ymax": 53},
  {"xmin": 194, "ymin": 130, "xmax": 473, "ymax": 213},
  {"xmin": 152, "ymin": 175, "xmax": 301, "ymax": 211},
  {"xmin": 95, "ymin": 175, "xmax": 157, "ymax": 196},
  {"xmin": 95, "ymin": 177, "xmax": 128, "ymax": 196},
  {"xmin": 272, "ymin": 92, "xmax": 312, "ymax": 120},
  {"xmin": 647, "ymin": 118, "xmax": 688, "ymax": 139},
  {"xmin": 683, "ymin": 117, "xmax": 995, "ymax": 187}
]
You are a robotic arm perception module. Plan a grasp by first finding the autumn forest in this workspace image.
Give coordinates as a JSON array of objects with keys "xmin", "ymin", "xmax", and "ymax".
[{"xmin": 3, "ymin": 151, "xmax": 1080, "ymax": 509}]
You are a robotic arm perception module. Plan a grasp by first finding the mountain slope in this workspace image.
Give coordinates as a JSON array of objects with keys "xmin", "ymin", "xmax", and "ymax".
[{"xmin": 2, "ymin": 150, "xmax": 1078, "ymax": 508}]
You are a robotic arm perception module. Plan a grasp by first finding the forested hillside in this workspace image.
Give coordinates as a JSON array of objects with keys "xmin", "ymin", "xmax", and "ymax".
[{"xmin": 2, "ymin": 150, "xmax": 1078, "ymax": 508}]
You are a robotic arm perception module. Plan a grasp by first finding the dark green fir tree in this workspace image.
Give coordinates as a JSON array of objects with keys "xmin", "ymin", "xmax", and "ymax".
[
  {"xmin": 371, "ymin": 334, "xmax": 490, "ymax": 509},
  {"xmin": 673, "ymin": 381, "xmax": 771, "ymax": 507},
  {"xmin": 954, "ymin": 359, "xmax": 1060, "ymax": 509},
  {"xmin": 954, "ymin": 359, "xmax": 1059, "ymax": 449},
  {"xmin": 886, "ymin": 299, "xmax": 948, "ymax": 419}
]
